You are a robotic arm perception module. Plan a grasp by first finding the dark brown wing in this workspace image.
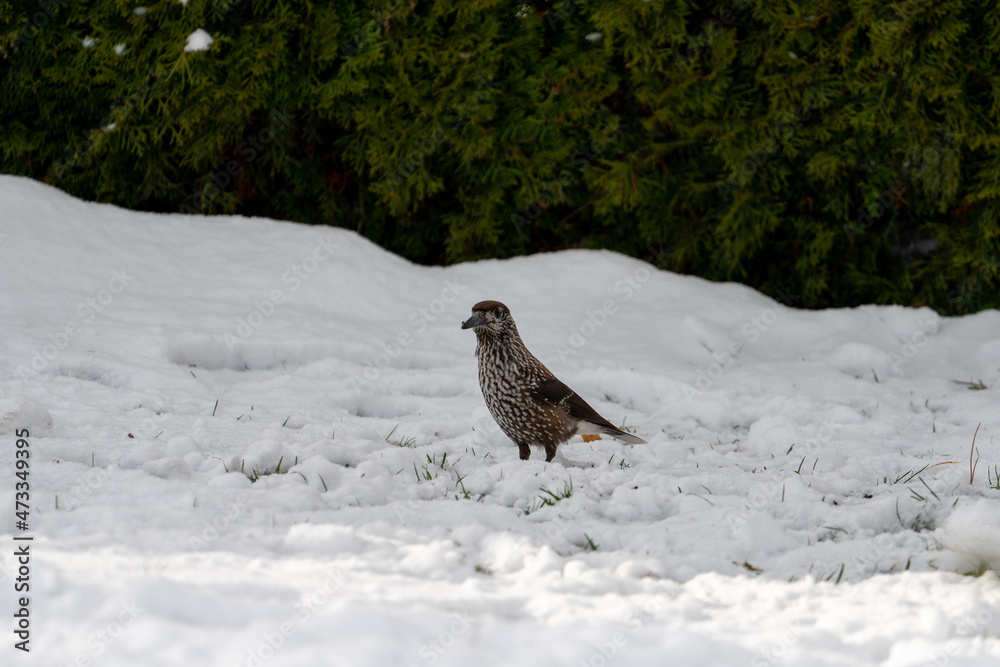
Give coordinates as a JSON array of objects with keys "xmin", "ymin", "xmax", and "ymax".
[{"xmin": 529, "ymin": 377, "xmax": 618, "ymax": 431}]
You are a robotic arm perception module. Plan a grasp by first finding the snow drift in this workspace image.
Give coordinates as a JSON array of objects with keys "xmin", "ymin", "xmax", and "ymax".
[{"xmin": 1, "ymin": 176, "xmax": 999, "ymax": 666}]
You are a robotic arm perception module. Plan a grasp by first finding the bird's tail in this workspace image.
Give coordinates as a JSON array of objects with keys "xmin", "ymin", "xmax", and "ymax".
[{"xmin": 601, "ymin": 426, "xmax": 647, "ymax": 445}]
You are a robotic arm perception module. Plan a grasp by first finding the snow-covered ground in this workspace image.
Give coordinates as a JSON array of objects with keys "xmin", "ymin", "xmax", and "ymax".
[{"xmin": 2, "ymin": 175, "xmax": 1000, "ymax": 666}]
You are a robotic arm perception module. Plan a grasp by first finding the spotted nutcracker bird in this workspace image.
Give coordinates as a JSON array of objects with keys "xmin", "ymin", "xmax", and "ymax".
[{"xmin": 462, "ymin": 300, "xmax": 646, "ymax": 462}]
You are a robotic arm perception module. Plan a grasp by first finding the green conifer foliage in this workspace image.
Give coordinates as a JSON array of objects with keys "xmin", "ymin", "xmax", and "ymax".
[{"xmin": 2, "ymin": 0, "xmax": 998, "ymax": 312}]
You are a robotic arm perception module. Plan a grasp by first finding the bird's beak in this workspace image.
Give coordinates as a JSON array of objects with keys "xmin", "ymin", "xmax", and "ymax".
[{"xmin": 461, "ymin": 313, "xmax": 485, "ymax": 330}]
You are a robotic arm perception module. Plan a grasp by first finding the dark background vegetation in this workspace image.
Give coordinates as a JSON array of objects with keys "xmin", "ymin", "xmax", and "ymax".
[{"xmin": 3, "ymin": 0, "xmax": 999, "ymax": 313}]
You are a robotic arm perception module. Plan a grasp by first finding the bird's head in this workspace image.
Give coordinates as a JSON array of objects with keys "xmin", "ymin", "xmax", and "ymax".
[{"xmin": 461, "ymin": 300, "xmax": 513, "ymax": 336}]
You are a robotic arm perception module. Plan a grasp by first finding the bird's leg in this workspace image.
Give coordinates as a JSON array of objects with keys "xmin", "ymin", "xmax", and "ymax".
[
  {"xmin": 517, "ymin": 442, "xmax": 531, "ymax": 460},
  {"xmin": 544, "ymin": 443, "xmax": 557, "ymax": 462}
]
